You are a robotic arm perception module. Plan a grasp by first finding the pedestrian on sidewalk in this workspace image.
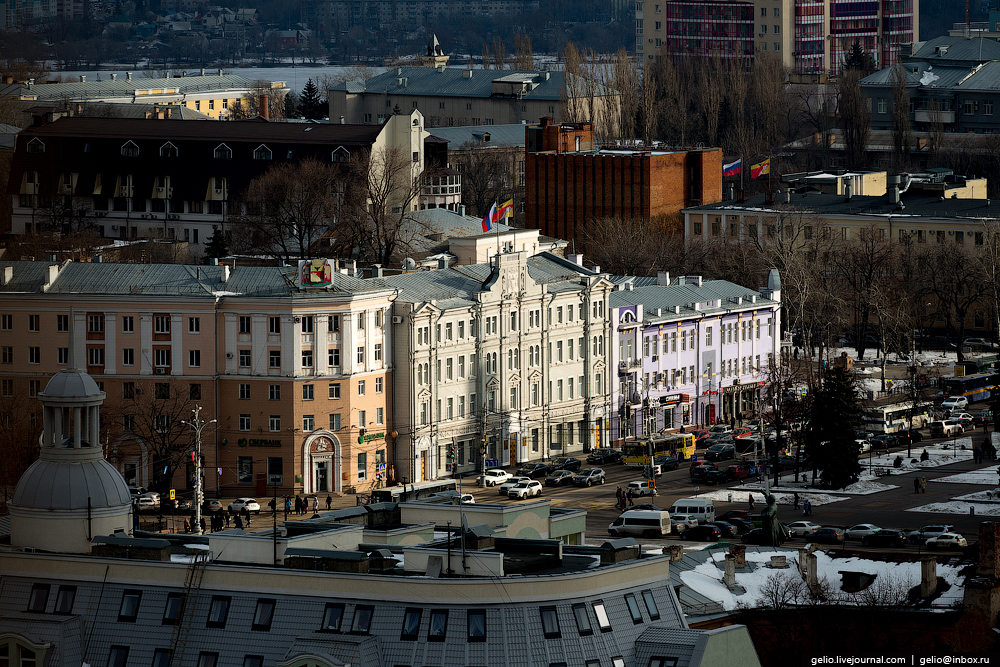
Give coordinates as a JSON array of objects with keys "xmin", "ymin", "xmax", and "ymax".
[
  {"xmin": 913, "ymin": 477, "xmax": 920, "ymax": 493},
  {"xmin": 920, "ymin": 477, "xmax": 927, "ymax": 493},
  {"xmin": 748, "ymin": 494, "xmax": 755, "ymax": 510},
  {"xmin": 326, "ymin": 494, "xmax": 333, "ymax": 510},
  {"xmin": 793, "ymin": 492, "xmax": 799, "ymax": 510}
]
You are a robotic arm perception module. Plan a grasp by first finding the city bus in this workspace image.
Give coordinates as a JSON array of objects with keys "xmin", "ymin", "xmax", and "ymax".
[
  {"xmin": 941, "ymin": 371, "xmax": 1000, "ymax": 404},
  {"xmin": 622, "ymin": 433, "xmax": 697, "ymax": 465},
  {"xmin": 862, "ymin": 403, "xmax": 931, "ymax": 433},
  {"xmin": 370, "ymin": 479, "xmax": 457, "ymax": 504}
]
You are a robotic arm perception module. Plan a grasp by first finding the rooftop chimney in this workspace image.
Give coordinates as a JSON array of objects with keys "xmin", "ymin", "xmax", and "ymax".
[
  {"xmin": 657, "ymin": 271, "xmax": 670, "ymax": 286},
  {"xmin": 2, "ymin": 266, "xmax": 12, "ymax": 285},
  {"xmin": 80, "ymin": 75, "xmax": 86, "ymax": 83},
  {"xmin": 126, "ymin": 72, "xmax": 132, "ymax": 81},
  {"xmin": 259, "ymin": 95, "xmax": 270, "ymax": 120}
]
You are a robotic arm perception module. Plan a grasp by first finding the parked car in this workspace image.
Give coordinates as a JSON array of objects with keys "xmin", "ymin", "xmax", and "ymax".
[
  {"xmin": 574, "ymin": 468, "xmax": 606, "ymax": 486},
  {"xmin": 137, "ymin": 495, "xmax": 157, "ymax": 511},
  {"xmin": 708, "ymin": 521, "xmax": 739, "ymax": 538},
  {"xmin": 690, "ymin": 463, "xmax": 720, "ymax": 480},
  {"xmin": 776, "ymin": 455, "xmax": 799, "ymax": 471},
  {"xmin": 128, "ymin": 486, "xmax": 149, "ymax": 499},
  {"xmin": 690, "ymin": 430, "xmax": 711, "ymax": 445},
  {"xmin": 908, "ymin": 524, "xmax": 956, "ymax": 544},
  {"xmin": 167, "ymin": 497, "xmax": 193, "ymax": 511},
  {"xmin": 871, "ymin": 434, "xmax": 896, "ymax": 448},
  {"xmin": 724, "ymin": 464, "xmax": 753, "ymax": 481},
  {"xmin": 786, "ymin": 521, "xmax": 821, "ymax": 537},
  {"xmin": 861, "ymin": 529, "xmax": 907, "ymax": 548},
  {"xmin": 741, "ymin": 526, "xmax": 792, "ymax": 544},
  {"xmin": 950, "ymin": 412, "xmax": 974, "ymax": 421},
  {"xmin": 810, "ymin": 527, "xmax": 845, "ymax": 544},
  {"xmin": 680, "ymin": 525, "xmax": 722, "ymax": 542},
  {"xmin": 587, "ymin": 449, "xmax": 623, "ymax": 465},
  {"xmin": 704, "ymin": 444, "xmax": 736, "ymax": 462},
  {"xmin": 627, "ymin": 480, "xmax": 656, "ymax": 496},
  {"xmin": 498, "ymin": 476, "xmax": 531, "ymax": 496},
  {"xmin": 896, "ymin": 428, "xmax": 924, "ymax": 445},
  {"xmin": 964, "ymin": 338, "xmax": 995, "ymax": 349},
  {"xmin": 724, "ymin": 518, "xmax": 755, "ymax": 535},
  {"xmin": 459, "ymin": 494, "xmax": 476, "ymax": 504},
  {"xmin": 956, "ymin": 417, "xmax": 976, "ymax": 432},
  {"xmin": 929, "ymin": 420, "xmax": 963, "ymax": 437},
  {"xmin": 671, "ymin": 514, "xmax": 699, "ymax": 534},
  {"xmin": 203, "ymin": 499, "xmax": 223, "ymax": 513},
  {"xmin": 925, "ymin": 532, "xmax": 968, "ymax": 549},
  {"xmin": 479, "ymin": 469, "xmax": 512, "ymax": 487},
  {"xmin": 701, "ymin": 470, "xmax": 729, "ymax": 485},
  {"xmin": 545, "ymin": 470, "xmax": 576, "ymax": 487},
  {"xmin": 973, "ymin": 410, "xmax": 994, "ymax": 428},
  {"xmin": 629, "ymin": 503, "xmax": 665, "ymax": 512},
  {"xmin": 517, "ymin": 463, "xmax": 552, "ymax": 479},
  {"xmin": 708, "ymin": 425, "xmax": 732, "ymax": 435},
  {"xmin": 228, "ymin": 498, "xmax": 261, "ymax": 514},
  {"xmin": 717, "ymin": 510, "xmax": 752, "ymax": 522},
  {"xmin": 855, "ymin": 429, "xmax": 874, "ymax": 441},
  {"xmin": 508, "ymin": 480, "xmax": 543, "ymax": 499},
  {"xmin": 653, "ymin": 455, "xmax": 679, "ymax": 472},
  {"xmin": 941, "ymin": 396, "xmax": 969, "ymax": 411},
  {"xmin": 551, "ymin": 457, "xmax": 582, "ymax": 472},
  {"xmin": 844, "ymin": 524, "xmax": 881, "ymax": 540},
  {"xmin": 730, "ymin": 427, "xmax": 752, "ymax": 439}
]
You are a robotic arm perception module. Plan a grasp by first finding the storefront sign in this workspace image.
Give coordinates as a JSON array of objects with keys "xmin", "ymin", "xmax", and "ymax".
[
  {"xmin": 238, "ymin": 438, "xmax": 282, "ymax": 447},
  {"xmin": 659, "ymin": 393, "xmax": 686, "ymax": 406},
  {"xmin": 358, "ymin": 431, "xmax": 386, "ymax": 444}
]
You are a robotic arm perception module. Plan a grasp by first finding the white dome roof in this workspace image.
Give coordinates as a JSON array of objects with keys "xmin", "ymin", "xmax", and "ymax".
[
  {"xmin": 12, "ymin": 456, "xmax": 131, "ymax": 510},
  {"xmin": 41, "ymin": 369, "xmax": 104, "ymax": 400}
]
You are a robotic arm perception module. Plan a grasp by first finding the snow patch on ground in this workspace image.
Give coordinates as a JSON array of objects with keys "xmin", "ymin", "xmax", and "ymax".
[
  {"xmin": 906, "ymin": 500, "xmax": 1000, "ymax": 516},
  {"xmin": 691, "ymin": 488, "xmax": 851, "ymax": 506},
  {"xmin": 678, "ymin": 548, "xmax": 966, "ymax": 611},
  {"xmin": 934, "ymin": 466, "xmax": 1000, "ymax": 485}
]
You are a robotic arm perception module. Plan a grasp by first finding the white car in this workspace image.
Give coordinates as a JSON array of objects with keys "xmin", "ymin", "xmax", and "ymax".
[
  {"xmin": 498, "ymin": 476, "xmax": 531, "ymax": 496},
  {"xmin": 786, "ymin": 521, "xmax": 821, "ymax": 537},
  {"xmin": 925, "ymin": 532, "xmax": 968, "ymax": 549},
  {"xmin": 228, "ymin": 497, "xmax": 261, "ymax": 514},
  {"xmin": 479, "ymin": 469, "xmax": 512, "ymax": 486},
  {"xmin": 941, "ymin": 396, "xmax": 968, "ymax": 411},
  {"xmin": 508, "ymin": 480, "xmax": 543, "ymax": 500},
  {"xmin": 459, "ymin": 494, "xmax": 475, "ymax": 504},
  {"xmin": 950, "ymin": 412, "xmax": 974, "ymax": 421},
  {"xmin": 140, "ymin": 491, "xmax": 160, "ymax": 506},
  {"xmin": 671, "ymin": 514, "xmax": 699, "ymax": 534},
  {"xmin": 844, "ymin": 523, "xmax": 881, "ymax": 539},
  {"xmin": 855, "ymin": 439, "xmax": 872, "ymax": 453},
  {"xmin": 136, "ymin": 495, "xmax": 157, "ymax": 510}
]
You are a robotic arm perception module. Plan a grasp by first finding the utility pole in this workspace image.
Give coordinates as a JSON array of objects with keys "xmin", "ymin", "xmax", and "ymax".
[{"xmin": 181, "ymin": 406, "xmax": 216, "ymax": 536}]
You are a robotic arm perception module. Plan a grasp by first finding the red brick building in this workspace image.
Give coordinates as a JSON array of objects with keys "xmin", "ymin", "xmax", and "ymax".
[{"xmin": 524, "ymin": 117, "xmax": 723, "ymax": 247}]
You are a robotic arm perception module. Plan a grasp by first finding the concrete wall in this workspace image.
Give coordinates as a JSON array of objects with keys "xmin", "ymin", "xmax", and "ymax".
[{"xmin": 399, "ymin": 499, "xmax": 551, "ymax": 539}]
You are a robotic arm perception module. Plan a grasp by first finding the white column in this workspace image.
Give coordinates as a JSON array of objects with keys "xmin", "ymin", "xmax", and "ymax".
[
  {"xmin": 74, "ymin": 311, "xmax": 87, "ymax": 369},
  {"xmin": 223, "ymin": 312, "xmax": 237, "ymax": 374},
  {"xmin": 315, "ymin": 313, "xmax": 328, "ymax": 375},
  {"xmin": 139, "ymin": 312, "xmax": 152, "ymax": 375},
  {"xmin": 105, "ymin": 312, "xmax": 117, "ymax": 374},
  {"xmin": 284, "ymin": 315, "xmax": 296, "ymax": 375},
  {"xmin": 170, "ymin": 314, "xmax": 183, "ymax": 375},
  {"xmin": 251, "ymin": 314, "xmax": 266, "ymax": 374}
]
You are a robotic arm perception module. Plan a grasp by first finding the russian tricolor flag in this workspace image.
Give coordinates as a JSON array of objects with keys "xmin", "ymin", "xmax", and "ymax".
[
  {"xmin": 723, "ymin": 159, "xmax": 741, "ymax": 177},
  {"xmin": 481, "ymin": 202, "xmax": 497, "ymax": 233}
]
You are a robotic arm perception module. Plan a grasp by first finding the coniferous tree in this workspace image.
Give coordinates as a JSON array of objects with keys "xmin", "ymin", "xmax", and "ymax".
[
  {"xmin": 284, "ymin": 91, "xmax": 301, "ymax": 119},
  {"xmin": 297, "ymin": 79, "xmax": 325, "ymax": 120},
  {"xmin": 843, "ymin": 40, "xmax": 876, "ymax": 76},
  {"xmin": 204, "ymin": 225, "xmax": 230, "ymax": 259},
  {"xmin": 807, "ymin": 367, "xmax": 863, "ymax": 489}
]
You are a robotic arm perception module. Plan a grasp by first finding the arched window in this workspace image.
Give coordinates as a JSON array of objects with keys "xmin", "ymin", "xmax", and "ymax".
[
  {"xmin": 0, "ymin": 634, "xmax": 52, "ymax": 667},
  {"xmin": 253, "ymin": 144, "xmax": 272, "ymax": 160}
]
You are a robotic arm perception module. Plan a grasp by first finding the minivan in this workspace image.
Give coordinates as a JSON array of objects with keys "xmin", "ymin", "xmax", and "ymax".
[
  {"xmin": 669, "ymin": 497, "xmax": 716, "ymax": 524},
  {"xmin": 608, "ymin": 510, "xmax": 672, "ymax": 538}
]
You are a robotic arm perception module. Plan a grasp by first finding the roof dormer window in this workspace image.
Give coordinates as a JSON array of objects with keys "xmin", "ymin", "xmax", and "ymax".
[
  {"xmin": 214, "ymin": 144, "xmax": 232, "ymax": 160},
  {"xmin": 253, "ymin": 144, "xmax": 272, "ymax": 160},
  {"xmin": 160, "ymin": 142, "xmax": 178, "ymax": 157},
  {"xmin": 26, "ymin": 138, "xmax": 45, "ymax": 153},
  {"xmin": 121, "ymin": 141, "xmax": 139, "ymax": 157}
]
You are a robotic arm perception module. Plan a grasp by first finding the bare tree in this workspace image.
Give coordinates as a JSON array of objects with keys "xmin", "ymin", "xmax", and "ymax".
[
  {"xmin": 230, "ymin": 80, "xmax": 286, "ymax": 120},
  {"xmin": 890, "ymin": 63, "xmax": 913, "ymax": 173},
  {"xmin": 230, "ymin": 158, "xmax": 343, "ymax": 264},
  {"xmin": 581, "ymin": 214, "xmax": 683, "ymax": 276},
  {"xmin": 838, "ymin": 68, "xmax": 871, "ymax": 171},
  {"xmin": 453, "ymin": 141, "xmax": 521, "ymax": 224},
  {"xmin": 560, "ymin": 41, "xmax": 586, "ymax": 123},
  {"xmin": 830, "ymin": 224, "xmax": 895, "ymax": 362},
  {"xmin": 513, "ymin": 33, "xmax": 534, "ymax": 70},
  {"xmin": 107, "ymin": 380, "xmax": 205, "ymax": 492},
  {"xmin": 0, "ymin": 387, "xmax": 41, "ymax": 508},
  {"xmin": 918, "ymin": 242, "xmax": 989, "ymax": 362}
]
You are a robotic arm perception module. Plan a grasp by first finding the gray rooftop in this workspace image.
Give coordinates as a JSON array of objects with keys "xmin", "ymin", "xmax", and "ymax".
[
  {"xmin": 330, "ymin": 67, "xmax": 568, "ymax": 100},
  {"xmin": 1, "ymin": 73, "xmax": 287, "ymax": 102},
  {"xmin": 426, "ymin": 123, "xmax": 527, "ymax": 148},
  {"xmin": 609, "ymin": 279, "xmax": 777, "ymax": 323}
]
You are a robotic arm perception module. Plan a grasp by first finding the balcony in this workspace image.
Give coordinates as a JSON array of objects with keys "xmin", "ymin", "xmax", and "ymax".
[
  {"xmin": 915, "ymin": 110, "xmax": 955, "ymax": 124},
  {"xmin": 618, "ymin": 358, "xmax": 642, "ymax": 374}
]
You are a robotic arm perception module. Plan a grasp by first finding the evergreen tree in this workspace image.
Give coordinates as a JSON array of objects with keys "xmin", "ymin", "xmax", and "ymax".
[
  {"xmin": 204, "ymin": 225, "xmax": 229, "ymax": 259},
  {"xmin": 297, "ymin": 79, "xmax": 325, "ymax": 120},
  {"xmin": 843, "ymin": 40, "xmax": 876, "ymax": 76},
  {"xmin": 284, "ymin": 91, "xmax": 301, "ymax": 119},
  {"xmin": 807, "ymin": 367, "xmax": 863, "ymax": 489}
]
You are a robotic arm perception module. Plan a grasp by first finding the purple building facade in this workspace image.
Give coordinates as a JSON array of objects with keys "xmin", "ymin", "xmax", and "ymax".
[{"xmin": 608, "ymin": 270, "xmax": 783, "ymax": 444}]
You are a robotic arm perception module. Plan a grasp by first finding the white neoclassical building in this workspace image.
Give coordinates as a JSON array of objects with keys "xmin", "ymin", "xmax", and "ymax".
[{"xmin": 384, "ymin": 251, "xmax": 615, "ymax": 483}]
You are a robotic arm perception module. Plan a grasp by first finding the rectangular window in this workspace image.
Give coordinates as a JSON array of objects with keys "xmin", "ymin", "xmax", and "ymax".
[
  {"xmin": 163, "ymin": 593, "xmax": 184, "ymax": 624},
  {"xmin": 108, "ymin": 646, "xmax": 129, "ymax": 667},
  {"xmin": 29, "ymin": 347, "xmax": 41, "ymax": 364},
  {"xmin": 28, "ymin": 314, "xmax": 40, "ymax": 332},
  {"xmin": 401, "ymin": 608, "xmax": 421, "ymax": 640},
  {"xmin": 357, "ymin": 452, "xmax": 367, "ymax": 480},
  {"xmin": 269, "ymin": 317, "xmax": 281, "ymax": 334},
  {"xmin": 269, "ymin": 416, "xmax": 280, "ymax": 432},
  {"xmin": 540, "ymin": 607, "xmax": 560, "ymax": 638},
  {"xmin": 188, "ymin": 317, "xmax": 200, "ymax": 333},
  {"xmin": 206, "ymin": 597, "xmax": 231, "ymax": 628},
  {"xmin": 268, "ymin": 384, "xmax": 280, "ymax": 400},
  {"xmin": 251, "ymin": 599, "xmax": 275, "ymax": 631},
  {"xmin": 624, "ymin": 594, "xmax": 643, "ymax": 623},
  {"xmin": 196, "ymin": 654, "xmax": 217, "ymax": 667},
  {"xmin": 239, "ymin": 316, "xmax": 251, "ymax": 334},
  {"xmin": 329, "ymin": 413, "xmax": 341, "ymax": 430},
  {"xmin": 119, "ymin": 590, "xmax": 142, "ymax": 622},
  {"xmin": 428, "ymin": 610, "xmax": 448, "ymax": 641},
  {"xmin": 1, "ymin": 346, "xmax": 12, "ymax": 364},
  {"xmin": 154, "ymin": 315, "xmax": 170, "ymax": 334},
  {"xmin": 328, "ymin": 348, "xmax": 340, "ymax": 367},
  {"xmin": 641, "ymin": 590, "xmax": 660, "ymax": 620},
  {"xmin": 301, "ymin": 316, "xmax": 313, "ymax": 333},
  {"xmin": 303, "ymin": 415, "xmax": 314, "ymax": 432},
  {"xmin": 239, "ymin": 383, "xmax": 251, "ymax": 400},
  {"xmin": 54, "ymin": 586, "xmax": 76, "ymax": 614},
  {"xmin": 468, "ymin": 609, "xmax": 486, "ymax": 641},
  {"xmin": 358, "ymin": 380, "xmax": 366, "ymax": 396},
  {"xmin": 328, "ymin": 382, "xmax": 341, "ymax": 399},
  {"xmin": 152, "ymin": 650, "xmax": 172, "ymax": 667},
  {"xmin": 59, "ymin": 347, "xmax": 69, "ymax": 364},
  {"xmin": 593, "ymin": 602, "xmax": 612, "ymax": 631},
  {"xmin": 322, "ymin": 604, "xmax": 345, "ymax": 632},
  {"xmin": 302, "ymin": 384, "xmax": 314, "ymax": 400},
  {"xmin": 239, "ymin": 415, "xmax": 251, "ymax": 431},
  {"xmin": 189, "ymin": 350, "xmax": 201, "ymax": 367},
  {"xmin": 57, "ymin": 314, "xmax": 69, "ymax": 332},
  {"xmin": 573, "ymin": 604, "xmax": 593, "ymax": 636},
  {"xmin": 239, "ymin": 349, "xmax": 251, "ymax": 367},
  {"xmin": 269, "ymin": 350, "xmax": 281, "ymax": 368},
  {"xmin": 351, "ymin": 606, "xmax": 374, "ymax": 634},
  {"xmin": 302, "ymin": 349, "xmax": 313, "ymax": 367},
  {"xmin": 242, "ymin": 657, "xmax": 263, "ymax": 667},
  {"xmin": 0, "ymin": 314, "xmax": 10, "ymax": 331},
  {"xmin": 328, "ymin": 315, "xmax": 340, "ymax": 332},
  {"xmin": 357, "ymin": 347, "xmax": 365, "ymax": 364},
  {"xmin": 27, "ymin": 584, "xmax": 50, "ymax": 612}
]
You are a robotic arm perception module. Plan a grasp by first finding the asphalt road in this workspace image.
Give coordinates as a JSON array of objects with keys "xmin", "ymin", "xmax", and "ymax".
[{"xmin": 483, "ymin": 427, "xmax": 996, "ymax": 553}]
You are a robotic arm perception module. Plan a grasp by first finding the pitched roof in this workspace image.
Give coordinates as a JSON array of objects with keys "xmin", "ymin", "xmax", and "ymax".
[
  {"xmin": 329, "ymin": 67, "xmax": 566, "ymax": 100},
  {"xmin": 427, "ymin": 123, "xmax": 527, "ymax": 147},
  {"xmin": 908, "ymin": 35, "xmax": 1000, "ymax": 64},
  {"xmin": 609, "ymin": 279, "xmax": 776, "ymax": 322},
  {"xmin": 0, "ymin": 73, "xmax": 288, "ymax": 102}
]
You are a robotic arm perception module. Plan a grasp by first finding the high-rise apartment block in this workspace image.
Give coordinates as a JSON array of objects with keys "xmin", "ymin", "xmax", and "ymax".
[{"xmin": 637, "ymin": 0, "xmax": 918, "ymax": 77}]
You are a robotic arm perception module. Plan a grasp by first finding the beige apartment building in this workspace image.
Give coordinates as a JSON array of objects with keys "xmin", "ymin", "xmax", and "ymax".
[{"xmin": 0, "ymin": 259, "xmax": 394, "ymax": 498}]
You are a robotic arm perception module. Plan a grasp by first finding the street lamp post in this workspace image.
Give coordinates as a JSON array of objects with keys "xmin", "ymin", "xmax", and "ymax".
[{"xmin": 181, "ymin": 405, "xmax": 216, "ymax": 536}]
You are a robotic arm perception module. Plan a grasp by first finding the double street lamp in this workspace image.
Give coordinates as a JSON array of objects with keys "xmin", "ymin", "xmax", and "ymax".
[{"xmin": 181, "ymin": 405, "xmax": 216, "ymax": 536}]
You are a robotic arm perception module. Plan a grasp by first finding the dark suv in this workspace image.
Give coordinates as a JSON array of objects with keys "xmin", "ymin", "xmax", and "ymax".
[
  {"xmin": 586, "ymin": 449, "xmax": 622, "ymax": 465},
  {"xmin": 704, "ymin": 444, "xmax": 735, "ymax": 462},
  {"xmin": 517, "ymin": 463, "xmax": 552, "ymax": 479},
  {"xmin": 551, "ymin": 457, "xmax": 582, "ymax": 472}
]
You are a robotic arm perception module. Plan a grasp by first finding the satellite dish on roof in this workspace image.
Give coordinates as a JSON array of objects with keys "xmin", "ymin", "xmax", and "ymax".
[{"xmin": 403, "ymin": 257, "xmax": 416, "ymax": 270}]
